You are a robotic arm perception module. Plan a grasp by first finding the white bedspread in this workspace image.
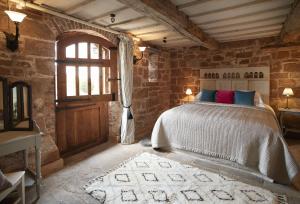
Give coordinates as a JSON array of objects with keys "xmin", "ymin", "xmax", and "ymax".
[{"xmin": 151, "ymin": 102, "xmax": 299, "ymax": 184}]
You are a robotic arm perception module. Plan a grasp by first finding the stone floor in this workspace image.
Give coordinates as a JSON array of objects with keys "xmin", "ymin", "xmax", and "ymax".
[{"xmin": 35, "ymin": 139, "xmax": 300, "ymax": 204}]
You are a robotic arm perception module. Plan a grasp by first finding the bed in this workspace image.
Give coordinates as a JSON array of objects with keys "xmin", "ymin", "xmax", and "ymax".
[{"xmin": 151, "ymin": 67, "xmax": 299, "ymax": 185}]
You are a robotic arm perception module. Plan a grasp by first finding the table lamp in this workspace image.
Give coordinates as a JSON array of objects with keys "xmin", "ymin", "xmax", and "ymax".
[
  {"xmin": 282, "ymin": 88, "xmax": 294, "ymax": 109},
  {"xmin": 186, "ymin": 88, "xmax": 192, "ymax": 102}
]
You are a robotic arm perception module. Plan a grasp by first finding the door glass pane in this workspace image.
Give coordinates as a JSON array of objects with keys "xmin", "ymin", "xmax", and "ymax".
[
  {"xmin": 66, "ymin": 66, "xmax": 76, "ymax": 96},
  {"xmin": 90, "ymin": 43, "xmax": 99, "ymax": 59},
  {"xmin": 23, "ymin": 87, "xmax": 29, "ymax": 118},
  {"xmin": 102, "ymin": 67, "xmax": 111, "ymax": 94},
  {"xmin": 91, "ymin": 66, "xmax": 100, "ymax": 95},
  {"xmin": 102, "ymin": 47, "xmax": 110, "ymax": 59},
  {"xmin": 78, "ymin": 42, "xmax": 88, "ymax": 59},
  {"xmin": 66, "ymin": 44, "xmax": 75, "ymax": 58},
  {"xmin": 12, "ymin": 87, "xmax": 18, "ymax": 121},
  {"xmin": 79, "ymin": 66, "xmax": 88, "ymax": 96}
]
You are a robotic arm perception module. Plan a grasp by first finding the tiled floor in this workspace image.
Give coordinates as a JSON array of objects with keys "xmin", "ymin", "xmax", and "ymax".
[{"xmin": 35, "ymin": 138, "xmax": 300, "ymax": 204}]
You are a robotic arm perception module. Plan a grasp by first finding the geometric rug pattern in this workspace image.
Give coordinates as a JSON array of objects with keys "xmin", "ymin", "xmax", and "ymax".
[{"xmin": 84, "ymin": 152, "xmax": 286, "ymax": 203}]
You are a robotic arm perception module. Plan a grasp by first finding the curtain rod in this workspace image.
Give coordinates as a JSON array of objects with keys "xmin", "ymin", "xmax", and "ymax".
[{"xmin": 8, "ymin": 0, "xmax": 121, "ymax": 35}]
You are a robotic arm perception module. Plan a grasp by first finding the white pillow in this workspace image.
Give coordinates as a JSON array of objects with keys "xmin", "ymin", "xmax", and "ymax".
[
  {"xmin": 194, "ymin": 91, "xmax": 202, "ymax": 101},
  {"xmin": 254, "ymin": 92, "xmax": 265, "ymax": 107}
]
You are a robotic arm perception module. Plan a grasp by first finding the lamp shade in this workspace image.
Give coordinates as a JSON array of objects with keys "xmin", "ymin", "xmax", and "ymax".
[
  {"xmin": 138, "ymin": 46, "xmax": 146, "ymax": 52},
  {"xmin": 5, "ymin": 11, "xmax": 26, "ymax": 23},
  {"xmin": 185, "ymin": 88, "xmax": 192, "ymax": 95},
  {"xmin": 282, "ymin": 88, "xmax": 294, "ymax": 96}
]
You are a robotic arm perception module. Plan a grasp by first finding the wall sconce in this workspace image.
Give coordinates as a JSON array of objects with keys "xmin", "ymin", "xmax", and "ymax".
[
  {"xmin": 133, "ymin": 46, "xmax": 146, "ymax": 64},
  {"xmin": 3, "ymin": 10, "xmax": 26, "ymax": 52}
]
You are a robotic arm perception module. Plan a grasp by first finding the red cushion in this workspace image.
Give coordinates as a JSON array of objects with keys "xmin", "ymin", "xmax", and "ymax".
[{"xmin": 216, "ymin": 90, "xmax": 234, "ymax": 104}]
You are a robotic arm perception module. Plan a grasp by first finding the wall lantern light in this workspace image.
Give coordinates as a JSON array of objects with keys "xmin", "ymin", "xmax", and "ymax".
[
  {"xmin": 3, "ymin": 10, "xmax": 26, "ymax": 52},
  {"xmin": 133, "ymin": 46, "xmax": 146, "ymax": 64}
]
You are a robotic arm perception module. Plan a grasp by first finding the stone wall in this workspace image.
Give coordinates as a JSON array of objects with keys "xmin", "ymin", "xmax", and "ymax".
[
  {"xmin": 169, "ymin": 37, "xmax": 300, "ymax": 110},
  {"xmin": 132, "ymin": 47, "xmax": 171, "ymax": 140},
  {"xmin": 108, "ymin": 47, "xmax": 171, "ymax": 142},
  {"xmin": 0, "ymin": 1, "xmax": 171, "ymax": 172}
]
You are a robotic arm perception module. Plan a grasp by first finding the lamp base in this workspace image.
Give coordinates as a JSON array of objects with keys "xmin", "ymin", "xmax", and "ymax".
[{"xmin": 285, "ymin": 97, "xmax": 289, "ymax": 109}]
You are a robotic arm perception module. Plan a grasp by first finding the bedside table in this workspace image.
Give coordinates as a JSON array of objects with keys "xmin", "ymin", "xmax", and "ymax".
[{"xmin": 278, "ymin": 108, "xmax": 300, "ymax": 136}]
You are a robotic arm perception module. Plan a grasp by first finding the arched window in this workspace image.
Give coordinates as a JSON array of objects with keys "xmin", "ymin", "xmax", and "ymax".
[{"xmin": 55, "ymin": 32, "xmax": 117, "ymax": 103}]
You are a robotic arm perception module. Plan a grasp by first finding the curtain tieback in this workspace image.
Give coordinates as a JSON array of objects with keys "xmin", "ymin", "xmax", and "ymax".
[{"xmin": 123, "ymin": 105, "xmax": 133, "ymax": 120}]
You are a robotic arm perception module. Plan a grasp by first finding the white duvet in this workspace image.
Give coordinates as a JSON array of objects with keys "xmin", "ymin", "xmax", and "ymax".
[{"xmin": 151, "ymin": 102, "xmax": 299, "ymax": 184}]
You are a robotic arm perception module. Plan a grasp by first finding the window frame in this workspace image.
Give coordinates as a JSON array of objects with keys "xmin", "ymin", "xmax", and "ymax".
[{"xmin": 56, "ymin": 32, "xmax": 118, "ymax": 103}]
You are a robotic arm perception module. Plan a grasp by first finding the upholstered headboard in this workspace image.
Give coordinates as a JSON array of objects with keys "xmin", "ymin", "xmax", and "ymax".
[{"xmin": 200, "ymin": 67, "xmax": 270, "ymax": 104}]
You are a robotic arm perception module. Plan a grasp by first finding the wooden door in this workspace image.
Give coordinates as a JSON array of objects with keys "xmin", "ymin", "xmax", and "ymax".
[
  {"xmin": 56, "ymin": 102, "xmax": 108, "ymax": 154},
  {"xmin": 55, "ymin": 32, "xmax": 117, "ymax": 155}
]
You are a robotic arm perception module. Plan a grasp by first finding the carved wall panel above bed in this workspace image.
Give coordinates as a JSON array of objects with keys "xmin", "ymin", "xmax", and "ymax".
[{"xmin": 200, "ymin": 67, "xmax": 270, "ymax": 104}]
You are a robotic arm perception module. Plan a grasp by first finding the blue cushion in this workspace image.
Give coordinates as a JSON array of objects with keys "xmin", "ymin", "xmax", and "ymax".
[
  {"xmin": 234, "ymin": 91, "xmax": 255, "ymax": 106},
  {"xmin": 200, "ymin": 89, "xmax": 216, "ymax": 102}
]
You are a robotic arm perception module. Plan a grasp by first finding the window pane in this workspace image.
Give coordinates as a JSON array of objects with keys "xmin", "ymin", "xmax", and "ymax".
[
  {"xmin": 90, "ymin": 43, "xmax": 99, "ymax": 59},
  {"xmin": 78, "ymin": 42, "xmax": 88, "ymax": 59},
  {"xmin": 79, "ymin": 66, "xmax": 88, "ymax": 96},
  {"xmin": 66, "ymin": 44, "xmax": 75, "ymax": 58},
  {"xmin": 91, "ymin": 66, "xmax": 100, "ymax": 95},
  {"xmin": 102, "ymin": 47, "xmax": 110, "ymax": 59},
  {"xmin": 102, "ymin": 67, "xmax": 111, "ymax": 94},
  {"xmin": 66, "ymin": 66, "xmax": 76, "ymax": 96}
]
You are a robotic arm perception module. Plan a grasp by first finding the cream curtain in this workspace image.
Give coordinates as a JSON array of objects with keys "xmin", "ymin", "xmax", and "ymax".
[{"xmin": 118, "ymin": 34, "xmax": 135, "ymax": 144}]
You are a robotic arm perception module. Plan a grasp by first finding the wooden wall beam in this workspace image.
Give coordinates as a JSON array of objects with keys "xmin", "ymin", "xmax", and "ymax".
[{"xmin": 118, "ymin": 0, "xmax": 218, "ymax": 49}]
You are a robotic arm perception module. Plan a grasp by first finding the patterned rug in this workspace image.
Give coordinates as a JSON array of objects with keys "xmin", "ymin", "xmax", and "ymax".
[{"xmin": 84, "ymin": 152, "xmax": 287, "ymax": 203}]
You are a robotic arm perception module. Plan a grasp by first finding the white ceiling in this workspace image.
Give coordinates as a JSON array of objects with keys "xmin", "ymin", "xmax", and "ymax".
[{"xmin": 35, "ymin": 0, "xmax": 295, "ymax": 47}]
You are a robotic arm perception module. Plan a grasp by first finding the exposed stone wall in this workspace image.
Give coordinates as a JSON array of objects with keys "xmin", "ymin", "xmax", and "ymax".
[
  {"xmin": 169, "ymin": 37, "xmax": 300, "ymax": 110},
  {"xmin": 132, "ymin": 48, "xmax": 171, "ymax": 140},
  {"xmin": 108, "ymin": 47, "xmax": 171, "ymax": 142},
  {"xmin": 0, "ymin": 2, "xmax": 120, "ymax": 172},
  {"xmin": 0, "ymin": 1, "xmax": 171, "ymax": 172}
]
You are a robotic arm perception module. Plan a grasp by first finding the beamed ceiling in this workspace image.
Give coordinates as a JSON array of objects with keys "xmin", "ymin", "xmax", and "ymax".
[{"xmin": 31, "ymin": 0, "xmax": 294, "ymax": 48}]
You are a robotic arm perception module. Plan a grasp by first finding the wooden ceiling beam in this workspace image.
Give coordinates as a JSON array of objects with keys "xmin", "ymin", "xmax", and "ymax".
[
  {"xmin": 219, "ymin": 31, "xmax": 279, "ymax": 42},
  {"xmin": 87, "ymin": 6, "xmax": 128, "ymax": 23},
  {"xmin": 177, "ymin": 0, "xmax": 210, "ymax": 10},
  {"xmin": 214, "ymin": 28, "xmax": 281, "ymax": 39},
  {"xmin": 118, "ymin": 0, "xmax": 218, "ymax": 49},
  {"xmin": 65, "ymin": 0, "xmax": 96, "ymax": 14},
  {"xmin": 199, "ymin": 5, "xmax": 291, "ymax": 26},
  {"xmin": 135, "ymin": 29, "xmax": 169, "ymax": 36},
  {"xmin": 128, "ymin": 23, "xmax": 161, "ymax": 33},
  {"xmin": 108, "ymin": 16, "xmax": 148, "ymax": 28},
  {"xmin": 190, "ymin": 0, "xmax": 271, "ymax": 18},
  {"xmin": 212, "ymin": 24, "xmax": 282, "ymax": 36},
  {"xmin": 204, "ymin": 15, "xmax": 286, "ymax": 32}
]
